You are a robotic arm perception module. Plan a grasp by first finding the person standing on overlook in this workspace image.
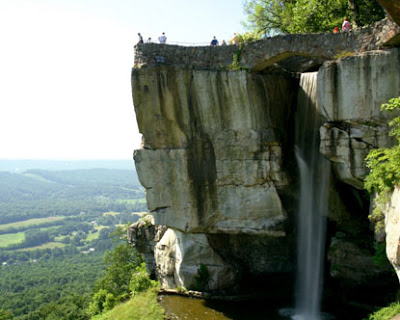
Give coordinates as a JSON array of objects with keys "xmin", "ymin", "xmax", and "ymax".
[
  {"xmin": 342, "ymin": 17, "xmax": 351, "ymax": 31},
  {"xmin": 137, "ymin": 33, "xmax": 144, "ymax": 44},
  {"xmin": 158, "ymin": 32, "xmax": 167, "ymax": 44},
  {"xmin": 230, "ymin": 33, "xmax": 240, "ymax": 45},
  {"xmin": 210, "ymin": 36, "xmax": 219, "ymax": 46}
]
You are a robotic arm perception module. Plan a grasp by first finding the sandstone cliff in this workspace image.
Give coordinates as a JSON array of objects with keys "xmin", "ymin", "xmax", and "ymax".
[{"xmin": 131, "ymin": 21, "xmax": 400, "ymax": 295}]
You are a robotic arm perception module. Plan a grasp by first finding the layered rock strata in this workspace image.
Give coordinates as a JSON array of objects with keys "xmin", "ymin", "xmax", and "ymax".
[{"xmin": 132, "ymin": 33, "xmax": 400, "ymax": 291}]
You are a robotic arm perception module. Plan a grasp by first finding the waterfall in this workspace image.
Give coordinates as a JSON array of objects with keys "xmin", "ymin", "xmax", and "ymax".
[{"xmin": 294, "ymin": 72, "xmax": 330, "ymax": 320}]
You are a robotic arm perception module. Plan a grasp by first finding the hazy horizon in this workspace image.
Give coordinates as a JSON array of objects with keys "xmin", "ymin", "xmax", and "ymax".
[{"xmin": 0, "ymin": 158, "xmax": 136, "ymax": 172}]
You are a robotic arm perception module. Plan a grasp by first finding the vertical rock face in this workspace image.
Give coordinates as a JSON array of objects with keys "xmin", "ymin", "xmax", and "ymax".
[
  {"xmin": 319, "ymin": 49, "xmax": 400, "ymax": 188},
  {"xmin": 318, "ymin": 49, "xmax": 400, "ymax": 286},
  {"xmin": 132, "ymin": 66, "xmax": 297, "ymax": 289},
  {"xmin": 132, "ymin": 67, "xmax": 295, "ymax": 236},
  {"xmin": 131, "ymin": 48, "xmax": 400, "ymax": 292}
]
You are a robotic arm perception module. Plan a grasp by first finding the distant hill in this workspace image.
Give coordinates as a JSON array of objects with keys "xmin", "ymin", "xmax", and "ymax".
[
  {"xmin": 0, "ymin": 168, "xmax": 145, "ymax": 223},
  {"xmin": 0, "ymin": 159, "xmax": 135, "ymax": 172}
]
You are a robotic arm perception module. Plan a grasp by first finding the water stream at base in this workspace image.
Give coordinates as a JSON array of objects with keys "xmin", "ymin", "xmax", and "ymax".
[{"xmin": 292, "ymin": 72, "xmax": 331, "ymax": 320}]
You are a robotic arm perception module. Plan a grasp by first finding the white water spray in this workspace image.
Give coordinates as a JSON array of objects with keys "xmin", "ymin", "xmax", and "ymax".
[{"xmin": 294, "ymin": 72, "xmax": 330, "ymax": 320}]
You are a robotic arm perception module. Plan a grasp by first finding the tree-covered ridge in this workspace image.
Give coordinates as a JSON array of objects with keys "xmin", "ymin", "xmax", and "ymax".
[
  {"xmin": 0, "ymin": 169, "xmax": 146, "ymax": 224},
  {"xmin": 0, "ymin": 168, "xmax": 141, "ymax": 201},
  {"xmin": 0, "ymin": 253, "xmax": 106, "ymax": 319}
]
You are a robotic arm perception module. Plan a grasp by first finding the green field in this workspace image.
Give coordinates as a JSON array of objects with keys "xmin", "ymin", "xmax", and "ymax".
[
  {"xmin": 0, "ymin": 216, "xmax": 64, "ymax": 231},
  {"xmin": 117, "ymin": 198, "xmax": 146, "ymax": 204},
  {"xmin": 0, "ymin": 232, "xmax": 25, "ymax": 247},
  {"xmin": 17, "ymin": 242, "xmax": 66, "ymax": 251},
  {"xmin": 86, "ymin": 226, "xmax": 107, "ymax": 241}
]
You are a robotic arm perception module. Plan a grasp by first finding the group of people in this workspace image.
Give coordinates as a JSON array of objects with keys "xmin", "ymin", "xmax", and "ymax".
[
  {"xmin": 210, "ymin": 33, "xmax": 239, "ymax": 46},
  {"xmin": 333, "ymin": 17, "xmax": 352, "ymax": 33},
  {"xmin": 210, "ymin": 36, "xmax": 226, "ymax": 46},
  {"xmin": 138, "ymin": 17, "xmax": 353, "ymax": 47},
  {"xmin": 137, "ymin": 32, "xmax": 167, "ymax": 45}
]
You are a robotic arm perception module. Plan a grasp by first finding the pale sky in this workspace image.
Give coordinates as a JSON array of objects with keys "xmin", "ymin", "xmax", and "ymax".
[{"xmin": 0, "ymin": 0, "xmax": 246, "ymax": 160}]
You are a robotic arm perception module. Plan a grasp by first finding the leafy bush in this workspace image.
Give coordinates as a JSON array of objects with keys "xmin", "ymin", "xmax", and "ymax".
[
  {"xmin": 364, "ymin": 302, "xmax": 400, "ymax": 320},
  {"xmin": 129, "ymin": 262, "xmax": 156, "ymax": 296},
  {"xmin": 91, "ymin": 287, "xmax": 165, "ymax": 320},
  {"xmin": 365, "ymin": 97, "xmax": 400, "ymax": 233},
  {"xmin": 0, "ymin": 309, "xmax": 13, "ymax": 320}
]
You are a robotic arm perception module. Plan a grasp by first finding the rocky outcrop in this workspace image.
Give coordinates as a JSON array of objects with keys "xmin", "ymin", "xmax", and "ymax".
[
  {"xmin": 154, "ymin": 229, "xmax": 237, "ymax": 291},
  {"xmin": 127, "ymin": 215, "xmax": 167, "ymax": 276},
  {"xmin": 132, "ymin": 65, "xmax": 297, "ymax": 289},
  {"xmin": 385, "ymin": 187, "xmax": 400, "ymax": 282},
  {"xmin": 132, "ymin": 68, "xmax": 295, "ymax": 236},
  {"xmin": 378, "ymin": 0, "xmax": 400, "ymax": 27},
  {"xmin": 318, "ymin": 49, "xmax": 400, "ymax": 188},
  {"xmin": 131, "ymin": 27, "xmax": 400, "ymax": 292}
]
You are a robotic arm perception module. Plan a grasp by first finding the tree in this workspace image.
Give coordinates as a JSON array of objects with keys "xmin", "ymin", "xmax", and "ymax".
[
  {"xmin": 0, "ymin": 309, "xmax": 13, "ymax": 320},
  {"xmin": 347, "ymin": 0, "xmax": 385, "ymax": 27},
  {"xmin": 88, "ymin": 243, "xmax": 144, "ymax": 315},
  {"xmin": 243, "ymin": 0, "xmax": 384, "ymax": 35}
]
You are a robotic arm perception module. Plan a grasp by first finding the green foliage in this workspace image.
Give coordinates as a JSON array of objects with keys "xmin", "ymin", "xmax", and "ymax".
[
  {"xmin": 0, "ymin": 309, "xmax": 13, "ymax": 320},
  {"xmin": 348, "ymin": 0, "xmax": 385, "ymax": 27},
  {"xmin": 194, "ymin": 263, "xmax": 210, "ymax": 291},
  {"xmin": 91, "ymin": 287, "xmax": 165, "ymax": 320},
  {"xmin": 373, "ymin": 242, "xmax": 391, "ymax": 267},
  {"xmin": 243, "ymin": 0, "xmax": 383, "ymax": 35},
  {"xmin": 89, "ymin": 243, "xmax": 144, "ymax": 315},
  {"xmin": 129, "ymin": 262, "xmax": 156, "ymax": 296},
  {"xmin": 0, "ymin": 253, "xmax": 105, "ymax": 319},
  {"xmin": 88, "ymin": 289, "xmax": 115, "ymax": 315},
  {"xmin": 364, "ymin": 302, "xmax": 400, "ymax": 320},
  {"xmin": 334, "ymin": 51, "xmax": 357, "ymax": 60},
  {"xmin": 0, "ymin": 164, "xmax": 145, "ymax": 319},
  {"xmin": 176, "ymin": 286, "xmax": 188, "ymax": 293},
  {"xmin": 365, "ymin": 97, "xmax": 400, "ymax": 233},
  {"xmin": 0, "ymin": 168, "xmax": 145, "ymax": 225}
]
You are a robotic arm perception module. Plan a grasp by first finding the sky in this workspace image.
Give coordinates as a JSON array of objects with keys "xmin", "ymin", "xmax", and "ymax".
[{"xmin": 0, "ymin": 0, "xmax": 246, "ymax": 160}]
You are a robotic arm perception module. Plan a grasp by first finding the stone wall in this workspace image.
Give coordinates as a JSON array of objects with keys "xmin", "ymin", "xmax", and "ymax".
[{"xmin": 133, "ymin": 18, "xmax": 400, "ymax": 72}]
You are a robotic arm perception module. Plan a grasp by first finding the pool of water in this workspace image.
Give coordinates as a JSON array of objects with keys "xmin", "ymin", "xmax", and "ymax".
[{"xmin": 159, "ymin": 295, "xmax": 295, "ymax": 320}]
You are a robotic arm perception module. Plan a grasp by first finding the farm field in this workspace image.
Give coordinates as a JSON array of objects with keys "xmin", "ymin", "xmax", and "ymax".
[
  {"xmin": 0, "ymin": 216, "xmax": 65, "ymax": 231},
  {"xmin": 0, "ymin": 232, "xmax": 24, "ymax": 248}
]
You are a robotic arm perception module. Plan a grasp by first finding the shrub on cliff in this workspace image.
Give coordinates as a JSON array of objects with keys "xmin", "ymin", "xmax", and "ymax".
[
  {"xmin": 365, "ymin": 97, "xmax": 400, "ymax": 233},
  {"xmin": 88, "ymin": 243, "xmax": 144, "ymax": 315},
  {"xmin": 364, "ymin": 302, "xmax": 400, "ymax": 320}
]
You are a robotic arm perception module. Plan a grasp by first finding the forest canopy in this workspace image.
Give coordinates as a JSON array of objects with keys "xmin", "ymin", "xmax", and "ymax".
[{"xmin": 243, "ymin": 0, "xmax": 385, "ymax": 35}]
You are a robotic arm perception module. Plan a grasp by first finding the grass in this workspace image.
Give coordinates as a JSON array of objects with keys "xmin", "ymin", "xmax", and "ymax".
[
  {"xmin": 0, "ymin": 216, "xmax": 65, "ymax": 231},
  {"xmin": 17, "ymin": 242, "xmax": 66, "ymax": 251},
  {"xmin": 91, "ymin": 288, "xmax": 165, "ymax": 320},
  {"xmin": 86, "ymin": 226, "xmax": 107, "ymax": 242},
  {"xmin": 0, "ymin": 232, "xmax": 25, "ymax": 247},
  {"xmin": 334, "ymin": 51, "xmax": 357, "ymax": 60},
  {"xmin": 364, "ymin": 303, "xmax": 400, "ymax": 320},
  {"xmin": 117, "ymin": 198, "xmax": 147, "ymax": 205}
]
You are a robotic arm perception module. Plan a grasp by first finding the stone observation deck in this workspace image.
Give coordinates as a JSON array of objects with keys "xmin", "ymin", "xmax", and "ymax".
[{"xmin": 134, "ymin": 18, "xmax": 400, "ymax": 72}]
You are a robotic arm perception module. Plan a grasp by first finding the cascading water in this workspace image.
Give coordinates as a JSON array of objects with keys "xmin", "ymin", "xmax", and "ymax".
[{"xmin": 294, "ymin": 72, "xmax": 331, "ymax": 320}]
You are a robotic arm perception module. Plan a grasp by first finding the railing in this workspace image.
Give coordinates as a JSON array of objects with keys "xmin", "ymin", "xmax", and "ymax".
[{"xmin": 142, "ymin": 40, "xmax": 229, "ymax": 47}]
